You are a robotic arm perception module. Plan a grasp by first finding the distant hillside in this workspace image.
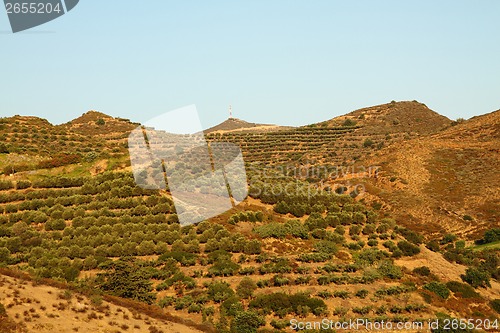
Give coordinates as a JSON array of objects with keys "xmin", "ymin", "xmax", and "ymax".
[
  {"xmin": 207, "ymin": 101, "xmax": 453, "ymax": 165},
  {"xmin": 323, "ymin": 100, "xmax": 451, "ymax": 135},
  {"xmin": 60, "ymin": 111, "xmax": 138, "ymax": 136},
  {"xmin": 358, "ymin": 108, "xmax": 500, "ymax": 239},
  {"xmin": 204, "ymin": 117, "xmax": 287, "ymax": 134}
]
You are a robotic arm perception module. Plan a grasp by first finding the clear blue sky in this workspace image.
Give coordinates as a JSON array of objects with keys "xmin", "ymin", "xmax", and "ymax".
[{"xmin": 1, "ymin": 1, "xmax": 499, "ymax": 128}]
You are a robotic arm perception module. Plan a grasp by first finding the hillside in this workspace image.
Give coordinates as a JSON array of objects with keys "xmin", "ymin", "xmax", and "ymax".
[
  {"xmin": 0, "ymin": 103, "xmax": 498, "ymax": 332},
  {"xmin": 0, "ymin": 269, "xmax": 206, "ymax": 333},
  {"xmin": 356, "ymin": 109, "xmax": 500, "ymax": 239},
  {"xmin": 60, "ymin": 111, "xmax": 138, "ymax": 136},
  {"xmin": 206, "ymin": 100, "xmax": 452, "ymax": 165},
  {"xmin": 324, "ymin": 100, "xmax": 451, "ymax": 135}
]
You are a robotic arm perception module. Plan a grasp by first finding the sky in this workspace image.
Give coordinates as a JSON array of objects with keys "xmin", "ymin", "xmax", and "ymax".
[{"xmin": 0, "ymin": 1, "xmax": 499, "ymax": 129}]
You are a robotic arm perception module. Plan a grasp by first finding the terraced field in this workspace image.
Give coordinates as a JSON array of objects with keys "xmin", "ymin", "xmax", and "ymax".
[{"xmin": 0, "ymin": 102, "xmax": 498, "ymax": 332}]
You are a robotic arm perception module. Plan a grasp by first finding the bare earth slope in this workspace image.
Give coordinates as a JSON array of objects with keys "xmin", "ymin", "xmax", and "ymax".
[
  {"xmin": 0, "ymin": 271, "xmax": 205, "ymax": 333},
  {"xmin": 361, "ymin": 109, "xmax": 500, "ymax": 238}
]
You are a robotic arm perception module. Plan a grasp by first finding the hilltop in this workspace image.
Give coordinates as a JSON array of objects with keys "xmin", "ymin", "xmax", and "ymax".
[
  {"xmin": 204, "ymin": 117, "xmax": 288, "ymax": 134},
  {"xmin": 59, "ymin": 110, "xmax": 138, "ymax": 136},
  {"xmin": 323, "ymin": 100, "xmax": 451, "ymax": 135},
  {"xmin": 206, "ymin": 100, "xmax": 453, "ymax": 165}
]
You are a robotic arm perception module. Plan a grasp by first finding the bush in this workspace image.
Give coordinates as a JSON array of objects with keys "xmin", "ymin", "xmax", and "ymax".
[
  {"xmin": 207, "ymin": 281, "xmax": 234, "ymax": 303},
  {"xmin": 0, "ymin": 247, "xmax": 11, "ymax": 264},
  {"xmin": 490, "ymin": 299, "xmax": 500, "ymax": 314},
  {"xmin": 236, "ymin": 277, "xmax": 257, "ymax": 299},
  {"xmin": 230, "ymin": 311, "xmax": 264, "ymax": 333},
  {"xmin": 333, "ymin": 290, "xmax": 350, "ymax": 299},
  {"xmin": 355, "ymin": 289, "xmax": 369, "ymax": 299},
  {"xmin": 445, "ymin": 281, "xmax": 480, "ymax": 298},
  {"xmin": 461, "ymin": 267, "xmax": 491, "ymax": 288},
  {"xmin": 16, "ymin": 180, "xmax": 32, "ymax": 189},
  {"xmin": 424, "ymin": 282, "xmax": 450, "ymax": 299},
  {"xmin": 397, "ymin": 241, "xmax": 420, "ymax": 256},
  {"xmin": 270, "ymin": 319, "xmax": 290, "ymax": 330},
  {"xmin": 314, "ymin": 241, "xmax": 338, "ymax": 255},
  {"xmin": 426, "ymin": 240, "xmax": 440, "ymax": 252},
  {"xmin": 0, "ymin": 180, "xmax": 14, "ymax": 191},
  {"xmin": 298, "ymin": 252, "xmax": 331, "ymax": 263},
  {"xmin": 476, "ymin": 228, "xmax": 500, "ymax": 245},
  {"xmin": 363, "ymin": 138, "xmax": 374, "ymax": 148},
  {"xmin": 98, "ymin": 260, "xmax": 155, "ymax": 304},
  {"xmin": 342, "ymin": 119, "xmax": 356, "ymax": 127},
  {"xmin": 377, "ymin": 260, "xmax": 403, "ymax": 279},
  {"xmin": 352, "ymin": 306, "xmax": 371, "ymax": 315},
  {"xmin": 413, "ymin": 266, "xmax": 431, "ymax": 276},
  {"xmin": 249, "ymin": 292, "xmax": 327, "ymax": 317}
]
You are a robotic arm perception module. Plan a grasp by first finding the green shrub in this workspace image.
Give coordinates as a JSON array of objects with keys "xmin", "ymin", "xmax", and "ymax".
[
  {"xmin": 490, "ymin": 299, "xmax": 500, "ymax": 314},
  {"xmin": 207, "ymin": 281, "xmax": 234, "ymax": 303},
  {"xmin": 317, "ymin": 291, "xmax": 332, "ymax": 299},
  {"xmin": 249, "ymin": 292, "xmax": 327, "ymax": 317},
  {"xmin": 270, "ymin": 319, "xmax": 290, "ymax": 330},
  {"xmin": 298, "ymin": 252, "xmax": 331, "ymax": 263},
  {"xmin": 236, "ymin": 277, "xmax": 257, "ymax": 299},
  {"xmin": 230, "ymin": 310, "xmax": 265, "ymax": 333},
  {"xmin": 333, "ymin": 306, "xmax": 348, "ymax": 316},
  {"xmin": 355, "ymin": 289, "xmax": 369, "ymax": 299},
  {"xmin": 16, "ymin": 180, "xmax": 32, "ymax": 189},
  {"xmin": 476, "ymin": 228, "xmax": 500, "ymax": 245},
  {"xmin": 313, "ymin": 240, "xmax": 338, "ymax": 255},
  {"xmin": 363, "ymin": 138, "xmax": 374, "ymax": 148},
  {"xmin": 424, "ymin": 282, "xmax": 450, "ymax": 299},
  {"xmin": 426, "ymin": 240, "xmax": 440, "ymax": 252},
  {"xmin": 333, "ymin": 290, "xmax": 350, "ymax": 299},
  {"xmin": 352, "ymin": 306, "xmax": 372, "ymax": 315},
  {"xmin": 413, "ymin": 266, "xmax": 431, "ymax": 276},
  {"xmin": 377, "ymin": 260, "xmax": 403, "ymax": 279},
  {"xmin": 445, "ymin": 281, "xmax": 480, "ymax": 298},
  {"xmin": 397, "ymin": 240, "xmax": 420, "ymax": 256},
  {"xmin": 0, "ymin": 302, "xmax": 6, "ymax": 317},
  {"xmin": 0, "ymin": 180, "xmax": 14, "ymax": 190},
  {"xmin": 461, "ymin": 267, "xmax": 491, "ymax": 288},
  {"xmin": 342, "ymin": 119, "xmax": 356, "ymax": 127}
]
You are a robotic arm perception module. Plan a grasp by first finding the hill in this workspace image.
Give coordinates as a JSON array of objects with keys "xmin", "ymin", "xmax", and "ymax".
[
  {"xmin": 60, "ymin": 111, "xmax": 138, "ymax": 137},
  {"xmin": 204, "ymin": 117, "xmax": 287, "ymax": 134},
  {"xmin": 323, "ymin": 100, "xmax": 451, "ymax": 135},
  {"xmin": 206, "ymin": 100, "xmax": 452, "ymax": 165},
  {"xmin": 0, "ymin": 103, "xmax": 498, "ymax": 332},
  {"xmin": 356, "ymin": 109, "xmax": 500, "ymax": 239}
]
